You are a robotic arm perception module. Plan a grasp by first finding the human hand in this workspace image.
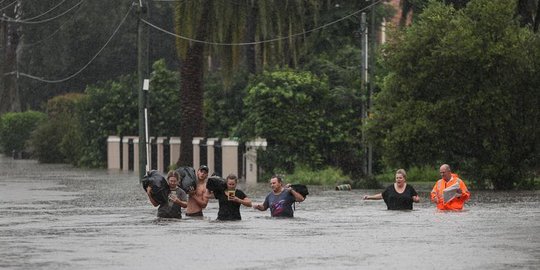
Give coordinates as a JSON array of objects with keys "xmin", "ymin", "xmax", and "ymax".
[{"xmin": 363, "ymin": 195, "xmax": 368, "ymax": 200}]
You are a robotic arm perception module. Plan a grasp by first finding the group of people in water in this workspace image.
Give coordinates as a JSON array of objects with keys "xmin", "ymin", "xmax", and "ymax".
[{"xmin": 145, "ymin": 163, "xmax": 470, "ymax": 220}]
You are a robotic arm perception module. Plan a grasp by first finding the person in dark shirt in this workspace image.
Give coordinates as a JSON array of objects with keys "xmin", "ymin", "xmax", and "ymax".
[
  {"xmin": 363, "ymin": 169, "xmax": 419, "ymax": 210},
  {"xmin": 215, "ymin": 174, "xmax": 252, "ymax": 221}
]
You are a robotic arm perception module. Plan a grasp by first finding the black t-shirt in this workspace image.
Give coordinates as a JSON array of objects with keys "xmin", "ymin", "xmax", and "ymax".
[
  {"xmin": 382, "ymin": 184, "xmax": 418, "ymax": 210},
  {"xmin": 215, "ymin": 189, "xmax": 247, "ymax": 221}
]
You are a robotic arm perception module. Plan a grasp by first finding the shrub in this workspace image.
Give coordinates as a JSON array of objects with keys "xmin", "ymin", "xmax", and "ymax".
[
  {"xmin": 283, "ymin": 164, "xmax": 348, "ymax": 186},
  {"xmin": 0, "ymin": 111, "xmax": 46, "ymax": 156},
  {"xmin": 28, "ymin": 94, "xmax": 85, "ymax": 164}
]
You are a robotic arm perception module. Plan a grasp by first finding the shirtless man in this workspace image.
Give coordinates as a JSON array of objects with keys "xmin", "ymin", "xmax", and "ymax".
[{"xmin": 185, "ymin": 165, "xmax": 210, "ymax": 217}]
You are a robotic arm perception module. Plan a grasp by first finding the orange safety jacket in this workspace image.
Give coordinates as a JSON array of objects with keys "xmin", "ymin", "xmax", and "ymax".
[{"xmin": 430, "ymin": 174, "xmax": 470, "ymax": 210}]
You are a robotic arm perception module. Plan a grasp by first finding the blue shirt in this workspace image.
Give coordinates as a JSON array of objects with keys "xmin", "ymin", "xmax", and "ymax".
[{"xmin": 263, "ymin": 190, "xmax": 296, "ymax": 217}]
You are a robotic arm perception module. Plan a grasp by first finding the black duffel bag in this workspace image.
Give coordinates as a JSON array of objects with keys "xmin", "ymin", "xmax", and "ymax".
[
  {"xmin": 206, "ymin": 175, "xmax": 226, "ymax": 193},
  {"xmin": 175, "ymin": 166, "xmax": 197, "ymax": 193},
  {"xmin": 142, "ymin": 170, "xmax": 169, "ymax": 205}
]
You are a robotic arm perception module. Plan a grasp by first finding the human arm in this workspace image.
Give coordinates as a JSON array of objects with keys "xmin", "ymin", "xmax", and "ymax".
[
  {"xmin": 410, "ymin": 186, "xmax": 420, "ymax": 203},
  {"xmin": 172, "ymin": 190, "xmax": 188, "ymax": 208},
  {"xmin": 189, "ymin": 188, "xmax": 210, "ymax": 208},
  {"xmin": 253, "ymin": 195, "xmax": 269, "ymax": 211},
  {"xmin": 288, "ymin": 187, "xmax": 305, "ymax": 202},
  {"xmin": 146, "ymin": 186, "xmax": 159, "ymax": 207},
  {"xmin": 455, "ymin": 180, "xmax": 470, "ymax": 201},
  {"xmin": 230, "ymin": 191, "xmax": 252, "ymax": 207},
  {"xmin": 363, "ymin": 193, "xmax": 383, "ymax": 200},
  {"xmin": 231, "ymin": 196, "xmax": 252, "ymax": 207},
  {"xmin": 430, "ymin": 182, "xmax": 439, "ymax": 204}
]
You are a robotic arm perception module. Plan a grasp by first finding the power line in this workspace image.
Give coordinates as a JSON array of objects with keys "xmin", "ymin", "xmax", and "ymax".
[
  {"xmin": 0, "ymin": 0, "xmax": 85, "ymax": 24},
  {"xmin": 141, "ymin": 0, "xmax": 382, "ymax": 46},
  {"xmin": 17, "ymin": 0, "xmax": 69, "ymax": 22},
  {"xmin": 0, "ymin": 0, "xmax": 17, "ymax": 12},
  {"xmin": 22, "ymin": 1, "xmax": 85, "ymax": 48},
  {"xmin": 5, "ymin": 4, "xmax": 133, "ymax": 83}
]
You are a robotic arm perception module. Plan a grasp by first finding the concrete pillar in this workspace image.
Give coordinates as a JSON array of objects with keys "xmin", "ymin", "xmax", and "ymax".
[
  {"xmin": 221, "ymin": 139, "xmax": 239, "ymax": 178},
  {"xmin": 206, "ymin": 138, "xmax": 219, "ymax": 174},
  {"xmin": 192, "ymin": 137, "xmax": 204, "ymax": 169},
  {"xmin": 157, "ymin": 137, "xmax": 166, "ymax": 172},
  {"xmin": 245, "ymin": 138, "xmax": 267, "ymax": 185},
  {"xmin": 169, "ymin": 137, "xmax": 181, "ymax": 167},
  {"xmin": 107, "ymin": 136, "xmax": 121, "ymax": 169}
]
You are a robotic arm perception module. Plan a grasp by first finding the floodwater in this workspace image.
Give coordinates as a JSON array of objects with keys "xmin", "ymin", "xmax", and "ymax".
[{"xmin": 0, "ymin": 156, "xmax": 538, "ymax": 270}]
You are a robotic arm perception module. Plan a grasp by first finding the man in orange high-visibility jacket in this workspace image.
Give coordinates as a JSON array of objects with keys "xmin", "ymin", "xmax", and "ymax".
[{"xmin": 430, "ymin": 164, "xmax": 470, "ymax": 210}]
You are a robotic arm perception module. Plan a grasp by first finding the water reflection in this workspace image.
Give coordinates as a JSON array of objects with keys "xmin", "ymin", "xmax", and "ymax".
[{"xmin": 0, "ymin": 156, "xmax": 538, "ymax": 270}]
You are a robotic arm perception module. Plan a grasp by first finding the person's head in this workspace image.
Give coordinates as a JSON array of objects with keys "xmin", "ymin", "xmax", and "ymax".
[
  {"xmin": 197, "ymin": 165, "xmax": 209, "ymax": 180},
  {"xmin": 439, "ymin": 164, "xmax": 452, "ymax": 181},
  {"xmin": 395, "ymin": 169, "xmax": 407, "ymax": 185},
  {"xmin": 270, "ymin": 175, "xmax": 284, "ymax": 193},
  {"xmin": 166, "ymin": 170, "xmax": 180, "ymax": 189},
  {"xmin": 226, "ymin": 173, "xmax": 238, "ymax": 190}
]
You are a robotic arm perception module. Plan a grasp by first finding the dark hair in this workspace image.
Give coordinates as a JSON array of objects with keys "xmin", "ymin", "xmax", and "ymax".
[{"xmin": 271, "ymin": 175, "xmax": 283, "ymax": 183}]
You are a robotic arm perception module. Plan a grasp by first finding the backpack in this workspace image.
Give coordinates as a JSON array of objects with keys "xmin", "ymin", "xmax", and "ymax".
[
  {"xmin": 175, "ymin": 166, "xmax": 197, "ymax": 193},
  {"xmin": 290, "ymin": 184, "xmax": 309, "ymax": 199},
  {"xmin": 206, "ymin": 175, "xmax": 226, "ymax": 193},
  {"xmin": 142, "ymin": 170, "xmax": 169, "ymax": 205}
]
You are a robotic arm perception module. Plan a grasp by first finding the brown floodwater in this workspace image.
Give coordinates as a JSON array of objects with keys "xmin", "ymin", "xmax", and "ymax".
[{"xmin": 0, "ymin": 156, "xmax": 538, "ymax": 269}]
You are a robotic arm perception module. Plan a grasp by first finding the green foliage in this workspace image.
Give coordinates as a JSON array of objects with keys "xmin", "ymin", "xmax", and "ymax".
[
  {"xmin": 76, "ymin": 60, "xmax": 180, "ymax": 167},
  {"xmin": 302, "ymin": 45, "xmax": 365, "ymax": 175},
  {"xmin": 204, "ymin": 72, "xmax": 249, "ymax": 138},
  {"xmin": 240, "ymin": 69, "xmax": 330, "ymax": 173},
  {"xmin": 370, "ymin": 0, "xmax": 540, "ymax": 189},
  {"xmin": 29, "ymin": 94, "xmax": 85, "ymax": 164},
  {"xmin": 286, "ymin": 164, "xmax": 348, "ymax": 186},
  {"xmin": 77, "ymin": 75, "xmax": 138, "ymax": 167},
  {"xmin": 148, "ymin": 59, "xmax": 181, "ymax": 136},
  {"xmin": 0, "ymin": 111, "xmax": 46, "ymax": 155}
]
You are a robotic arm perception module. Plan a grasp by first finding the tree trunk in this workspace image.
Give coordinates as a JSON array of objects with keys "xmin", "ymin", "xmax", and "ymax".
[
  {"xmin": 534, "ymin": 0, "xmax": 540, "ymax": 32},
  {"xmin": 0, "ymin": 1, "xmax": 22, "ymax": 115},
  {"xmin": 245, "ymin": 0, "xmax": 257, "ymax": 74},
  {"xmin": 176, "ymin": 2, "xmax": 211, "ymax": 167}
]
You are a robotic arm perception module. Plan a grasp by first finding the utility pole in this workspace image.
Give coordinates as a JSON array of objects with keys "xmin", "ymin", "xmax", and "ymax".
[
  {"xmin": 368, "ymin": 0, "xmax": 376, "ymax": 176},
  {"xmin": 136, "ymin": 0, "xmax": 149, "ymax": 181},
  {"xmin": 360, "ymin": 12, "xmax": 369, "ymax": 177}
]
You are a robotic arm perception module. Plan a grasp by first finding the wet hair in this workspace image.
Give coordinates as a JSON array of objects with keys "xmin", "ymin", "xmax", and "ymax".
[
  {"xmin": 396, "ymin": 169, "xmax": 407, "ymax": 179},
  {"xmin": 167, "ymin": 170, "xmax": 180, "ymax": 181},
  {"xmin": 271, "ymin": 175, "xmax": 283, "ymax": 183},
  {"xmin": 226, "ymin": 173, "xmax": 238, "ymax": 183}
]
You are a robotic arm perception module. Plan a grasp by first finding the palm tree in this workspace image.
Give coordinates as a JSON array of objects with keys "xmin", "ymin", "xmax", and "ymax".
[{"xmin": 173, "ymin": 0, "xmax": 321, "ymax": 166}]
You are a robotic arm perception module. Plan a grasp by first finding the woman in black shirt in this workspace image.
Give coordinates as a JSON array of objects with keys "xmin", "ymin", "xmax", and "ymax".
[
  {"xmin": 363, "ymin": 169, "xmax": 419, "ymax": 210},
  {"xmin": 215, "ymin": 174, "xmax": 252, "ymax": 220}
]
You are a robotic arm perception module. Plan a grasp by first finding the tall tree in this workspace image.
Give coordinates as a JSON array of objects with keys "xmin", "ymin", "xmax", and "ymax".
[
  {"xmin": 0, "ymin": 0, "xmax": 22, "ymax": 115},
  {"xmin": 370, "ymin": 0, "xmax": 540, "ymax": 189},
  {"xmin": 173, "ymin": 0, "xmax": 321, "ymax": 166}
]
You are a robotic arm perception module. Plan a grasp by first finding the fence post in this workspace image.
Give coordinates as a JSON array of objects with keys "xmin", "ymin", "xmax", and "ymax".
[
  {"xmin": 107, "ymin": 136, "xmax": 121, "ymax": 169},
  {"xmin": 221, "ymin": 139, "xmax": 239, "ymax": 179},
  {"xmin": 245, "ymin": 138, "xmax": 267, "ymax": 185}
]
